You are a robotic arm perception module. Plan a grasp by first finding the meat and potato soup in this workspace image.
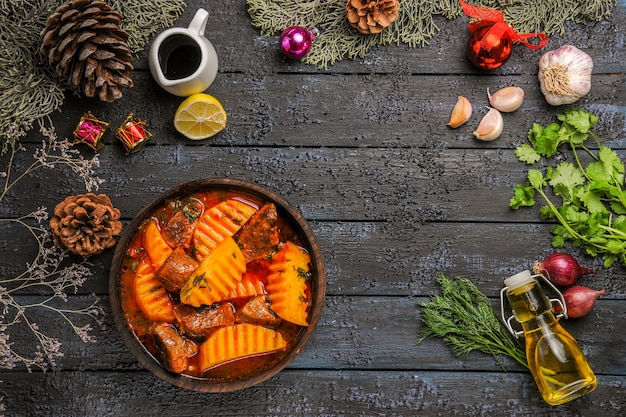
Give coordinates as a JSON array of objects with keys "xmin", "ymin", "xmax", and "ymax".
[{"xmin": 118, "ymin": 190, "xmax": 313, "ymax": 381}]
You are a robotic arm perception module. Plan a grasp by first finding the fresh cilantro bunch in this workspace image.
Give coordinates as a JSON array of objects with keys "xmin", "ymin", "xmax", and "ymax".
[{"xmin": 510, "ymin": 109, "xmax": 626, "ymax": 268}]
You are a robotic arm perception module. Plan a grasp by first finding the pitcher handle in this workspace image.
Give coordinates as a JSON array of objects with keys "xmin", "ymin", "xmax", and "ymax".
[{"xmin": 188, "ymin": 8, "xmax": 209, "ymax": 36}]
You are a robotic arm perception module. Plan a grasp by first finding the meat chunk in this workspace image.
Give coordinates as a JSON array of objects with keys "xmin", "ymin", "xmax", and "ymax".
[
  {"xmin": 162, "ymin": 200, "xmax": 203, "ymax": 248},
  {"xmin": 174, "ymin": 303, "xmax": 235, "ymax": 339},
  {"xmin": 152, "ymin": 323, "xmax": 198, "ymax": 374},
  {"xmin": 235, "ymin": 296, "xmax": 282, "ymax": 327},
  {"xmin": 235, "ymin": 203, "xmax": 280, "ymax": 261},
  {"xmin": 156, "ymin": 247, "xmax": 199, "ymax": 292}
]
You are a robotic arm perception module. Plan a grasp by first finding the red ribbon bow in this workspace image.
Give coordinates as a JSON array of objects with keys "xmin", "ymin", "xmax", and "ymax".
[{"xmin": 459, "ymin": 0, "xmax": 548, "ymax": 51}]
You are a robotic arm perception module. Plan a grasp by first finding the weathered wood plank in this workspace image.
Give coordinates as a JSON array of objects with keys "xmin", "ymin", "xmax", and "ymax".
[
  {"xmin": 20, "ymin": 71, "xmax": 626, "ymax": 149},
  {"xmin": 1, "ymin": 2, "xmax": 625, "ymax": 416},
  {"xmin": 3, "ymin": 295, "xmax": 623, "ymax": 376},
  {"xmin": 3, "ymin": 219, "xmax": 624, "ymax": 298},
  {"xmin": 4, "ymin": 143, "xmax": 624, "ymax": 224},
  {"xmin": 0, "ymin": 369, "xmax": 623, "ymax": 417}
]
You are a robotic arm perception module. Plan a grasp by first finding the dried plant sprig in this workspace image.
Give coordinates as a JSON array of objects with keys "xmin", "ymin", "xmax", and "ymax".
[
  {"xmin": 0, "ymin": 128, "xmax": 106, "ymax": 371},
  {"xmin": 1, "ymin": 127, "xmax": 104, "ymax": 202}
]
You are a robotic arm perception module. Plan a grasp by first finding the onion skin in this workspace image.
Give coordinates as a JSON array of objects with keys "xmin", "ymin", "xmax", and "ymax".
[
  {"xmin": 561, "ymin": 286, "xmax": 606, "ymax": 318},
  {"xmin": 533, "ymin": 252, "xmax": 595, "ymax": 287}
]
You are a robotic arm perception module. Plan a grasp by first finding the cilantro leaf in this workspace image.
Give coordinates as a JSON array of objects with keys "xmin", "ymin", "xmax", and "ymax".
[
  {"xmin": 527, "ymin": 169, "xmax": 545, "ymax": 189},
  {"xmin": 586, "ymin": 160, "xmax": 612, "ymax": 183},
  {"xmin": 527, "ymin": 123, "xmax": 544, "ymax": 146},
  {"xmin": 514, "ymin": 144, "xmax": 541, "ymax": 164},
  {"xmin": 609, "ymin": 201, "xmax": 626, "ymax": 215},
  {"xmin": 540, "ymin": 205, "xmax": 556, "ymax": 219},
  {"xmin": 558, "ymin": 123, "xmax": 588, "ymax": 146},
  {"xmin": 510, "ymin": 183, "xmax": 535, "ymax": 209},
  {"xmin": 577, "ymin": 188, "xmax": 606, "ymax": 213},
  {"xmin": 533, "ymin": 123, "xmax": 562, "ymax": 157},
  {"xmin": 599, "ymin": 146, "xmax": 624, "ymax": 185},
  {"xmin": 548, "ymin": 162, "xmax": 585, "ymax": 200},
  {"xmin": 557, "ymin": 109, "xmax": 598, "ymax": 134},
  {"xmin": 611, "ymin": 215, "xmax": 626, "ymax": 233}
]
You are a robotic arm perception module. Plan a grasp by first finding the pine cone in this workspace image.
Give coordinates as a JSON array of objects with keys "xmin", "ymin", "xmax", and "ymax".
[
  {"xmin": 40, "ymin": 0, "xmax": 133, "ymax": 103},
  {"xmin": 346, "ymin": 0, "xmax": 400, "ymax": 35},
  {"xmin": 50, "ymin": 193, "xmax": 123, "ymax": 257}
]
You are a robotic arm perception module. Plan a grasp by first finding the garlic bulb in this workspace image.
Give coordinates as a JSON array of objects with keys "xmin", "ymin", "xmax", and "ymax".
[
  {"xmin": 473, "ymin": 108, "xmax": 503, "ymax": 141},
  {"xmin": 448, "ymin": 96, "xmax": 472, "ymax": 128},
  {"xmin": 488, "ymin": 86, "xmax": 524, "ymax": 112},
  {"xmin": 538, "ymin": 45, "xmax": 593, "ymax": 106}
]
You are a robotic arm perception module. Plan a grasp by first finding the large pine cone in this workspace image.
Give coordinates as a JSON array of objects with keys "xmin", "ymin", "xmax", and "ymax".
[
  {"xmin": 40, "ymin": 0, "xmax": 133, "ymax": 103},
  {"xmin": 50, "ymin": 193, "xmax": 122, "ymax": 257},
  {"xmin": 346, "ymin": 0, "xmax": 400, "ymax": 35}
]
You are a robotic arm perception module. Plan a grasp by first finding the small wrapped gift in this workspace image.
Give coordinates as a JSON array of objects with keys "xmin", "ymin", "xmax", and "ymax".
[
  {"xmin": 116, "ymin": 113, "xmax": 153, "ymax": 153},
  {"xmin": 73, "ymin": 112, "xmax": 109, "ymax": 151}
]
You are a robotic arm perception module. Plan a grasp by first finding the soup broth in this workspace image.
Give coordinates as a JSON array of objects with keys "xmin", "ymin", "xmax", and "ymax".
[{"xmin": 118, "ymin": 189, "xmax": 312, "ymax": 381}]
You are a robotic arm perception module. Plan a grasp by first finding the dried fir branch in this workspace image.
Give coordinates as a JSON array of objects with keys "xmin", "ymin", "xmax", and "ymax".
[
  {"xmin": 110, "ymin": 0, "xmax": 188, "ymax": 53},
  {"xmin": 0, "ymin": 0, "xmax": 65, "ymax": 154},
  {"xmin": 247, "ymin": 0, "xmax": 328, "ymax": 35},
  {"xmin": 0, "ymin": 128, "xmax": 106, "ymax": 371},
  {"xmin": 246, "ymin": 0, "xmax": 616, "ymax": 69}
]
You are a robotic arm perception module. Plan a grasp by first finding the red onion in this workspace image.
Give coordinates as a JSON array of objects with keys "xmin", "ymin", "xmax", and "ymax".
[
  {"xmin": 561, "ymin": 286, "xmax": 606, "ymax": 318},
  {"xmin": 533, "ymin": 252, "xmax": 595, "ymax": 287}
]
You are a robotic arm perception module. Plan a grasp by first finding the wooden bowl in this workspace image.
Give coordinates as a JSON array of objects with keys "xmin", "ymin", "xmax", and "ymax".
[{"xmin": 109, "ymin": 178, "xmax": 325, "ymax": 392}]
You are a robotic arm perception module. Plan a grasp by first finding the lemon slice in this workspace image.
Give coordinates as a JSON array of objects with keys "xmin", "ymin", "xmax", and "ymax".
[{"xmin": 174, "ymin": 93, "xmax": 227, "ymax": 140}]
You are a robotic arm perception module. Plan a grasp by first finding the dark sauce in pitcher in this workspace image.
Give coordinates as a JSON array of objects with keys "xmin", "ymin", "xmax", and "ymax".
[{"xmin": 159, "ymin": 34, "xmax": 202, "ymax": 80}]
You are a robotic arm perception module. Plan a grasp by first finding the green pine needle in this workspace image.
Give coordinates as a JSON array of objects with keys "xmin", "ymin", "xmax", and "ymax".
[
  {"xmin": 246, "ymin": 0, "xmax": 616, "ymax": 69},
  {"xmin": 417, "ymin": 274, "xmax": 528, "ymax": 370}
]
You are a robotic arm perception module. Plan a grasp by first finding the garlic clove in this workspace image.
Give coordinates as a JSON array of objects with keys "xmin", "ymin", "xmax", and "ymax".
[
  {"xmin": 473, "ymin": 107, "xmax": 503, "ymax": 141},
  {"xmin": 538, "ymin": 45, "xmax": 593, "ymax": 106},
  {"xmin": 487, "ymin": 86, "xmax": 524, "ymax": 112},
  {"xmin": 447, "ymin": 96, "xmax": 472, "ymax": 128}
]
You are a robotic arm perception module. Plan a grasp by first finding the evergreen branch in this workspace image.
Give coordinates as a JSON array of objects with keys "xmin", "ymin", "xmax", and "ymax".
[{"xmin": 246, "ymin": 0, "xmax": 616, "ymax": 69}]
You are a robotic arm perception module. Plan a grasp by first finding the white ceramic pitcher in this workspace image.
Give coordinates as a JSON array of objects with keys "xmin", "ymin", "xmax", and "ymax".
[{"xmin": 149, "ymin": 9, "xmax": 218, "ymax": 97}]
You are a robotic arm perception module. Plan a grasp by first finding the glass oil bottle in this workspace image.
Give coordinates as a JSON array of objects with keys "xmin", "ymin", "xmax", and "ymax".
[{"xmin": 500, "ymin": 270, "xmax": 596, "ymax": 406}]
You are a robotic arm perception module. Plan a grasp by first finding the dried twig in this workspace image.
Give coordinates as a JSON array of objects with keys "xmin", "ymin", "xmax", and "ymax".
[{"xmin": 0, "ymin": 128, "xmax": 106, "ymax": 371}]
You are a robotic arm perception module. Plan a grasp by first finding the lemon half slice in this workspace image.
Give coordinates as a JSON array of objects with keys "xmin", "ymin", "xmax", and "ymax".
[{"xmin": 174, "ymin": 93, "xmax": 227, "ymax": 140}]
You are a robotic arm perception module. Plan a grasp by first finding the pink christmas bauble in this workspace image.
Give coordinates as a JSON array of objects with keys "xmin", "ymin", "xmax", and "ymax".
[{"xmin": 279, "ymin": 26, "xmax": 317, "ymax": 60}]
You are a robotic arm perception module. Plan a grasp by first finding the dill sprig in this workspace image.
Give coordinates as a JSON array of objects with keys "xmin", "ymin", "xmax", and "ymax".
[{"xmin": 417, "ymin": 274, "xmax": 528, "ymax": 370}]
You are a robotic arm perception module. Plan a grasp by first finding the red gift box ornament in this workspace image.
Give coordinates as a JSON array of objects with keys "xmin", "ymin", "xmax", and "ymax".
[
  {"xmin": 73, "ymin": 112, "xmax": 109, "ymax": 151},
  {"xmin": 460, "ymin": 0, "xmax": 548, "ymax": 70},
  {"xmin": 116, "ymin": 113, "xmax": 153, "ymax": 154}
]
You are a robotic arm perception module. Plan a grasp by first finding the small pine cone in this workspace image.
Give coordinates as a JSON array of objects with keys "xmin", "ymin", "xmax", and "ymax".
[
  {"xmin": 40, "ymin": 0, "xmax": 133, "ymax": 103},
  {"xmin": 346, "ymin": 0, "xmax": 400, "ymax": 35},
  {"xmin": 50, "ymin": 193, "xmax": 123, "ymax": 257}
]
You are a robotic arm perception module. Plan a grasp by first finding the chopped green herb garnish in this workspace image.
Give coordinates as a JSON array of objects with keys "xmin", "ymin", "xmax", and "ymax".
[{"xmin": 297, "ymin": 267, "xmax": 311, "ymax": 281}]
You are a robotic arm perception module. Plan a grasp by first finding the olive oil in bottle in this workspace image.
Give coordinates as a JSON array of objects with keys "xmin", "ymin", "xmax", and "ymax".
[{"xmin": 502, "ymin": 270, "xmax": 596, "ymax": 406}]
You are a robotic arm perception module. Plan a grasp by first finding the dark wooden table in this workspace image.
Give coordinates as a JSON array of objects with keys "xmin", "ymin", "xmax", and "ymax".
[{"xmin": 1, "ymin": 1, "xmax": 625, "ymax": 415}]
